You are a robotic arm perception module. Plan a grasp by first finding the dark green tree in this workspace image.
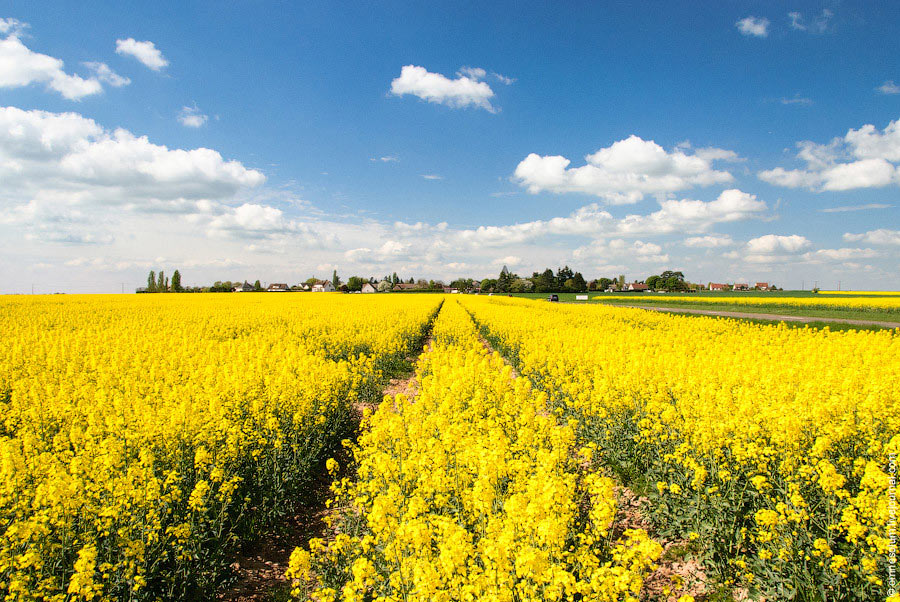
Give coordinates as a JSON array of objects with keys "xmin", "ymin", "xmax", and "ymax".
[
  {"xmin": 572, "ymin": 272, "xmax": 587, "ymax": 292},
  {"xmin": 157, "ymin": 271, "xmax": 165, "ymax": 292},
  {"xmin": 332, "ymin": 270, "xmax": 340, "ymax": 289},
  {"xmin": 599, "ymin": 277, "xmax": 613, "ymax": 291},
  {"xmin": 254, "ymin": 280, "xmax": 262, "ymax": 291},
  {"xmin": 347, "ymin": 276, "xmax": 366, "ymax": 291},
  {"xmin": 532, "ymin": 269, "xmax": 556, "ymax": 293},
  {"xmin": 392, "ymin": 272, "xmax": 399, "ymax": 285},
  {"xmin": 171, "ymin": 270, "xmax": 182, "ymax": 292},
  {"xmin": 147, "ymin": 270, "xmax": 157, "ymax": 293}
]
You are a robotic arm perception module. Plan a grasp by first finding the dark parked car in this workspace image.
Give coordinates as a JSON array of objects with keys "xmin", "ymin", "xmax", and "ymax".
[{"xmin": 547, "ymin": 294, "xmax": 559, "ymax": 302}]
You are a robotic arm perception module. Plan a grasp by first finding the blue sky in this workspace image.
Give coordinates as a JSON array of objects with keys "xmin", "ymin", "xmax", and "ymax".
[{"xmin": 1, "ymin": 0, "xmax": 898, "ymax": 292}]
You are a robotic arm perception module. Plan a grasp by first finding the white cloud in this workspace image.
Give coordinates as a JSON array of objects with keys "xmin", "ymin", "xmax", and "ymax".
[
  {"xmin": 83, "ymin": 62, "xmax": 130, "ymax": 87},
  {"xmin": 878, "ymin": 80, "xmax": 900, "ymax": 95},
  {"xmin": 759, "ymin": 117, "xmax": 900, "ymax": 191},
  {"xmin": 390, "ymin": 65, "xmax": 496, "ymax": 112},
  {"xmin": 0, "ymin": 106, "xmax": 264, "ymax": 214},
  {"xmin": 617, "ymin": 189, "xmax": 767, "ymax": 234},
  {"xmin": 0, "ymin": 30, "xmax": 102, "ymax": 99},
  {"xmin": 802, "ymin": 248, "xmax": 881, "ymax": 262},
  {"xmin": 736, "ymin": 16, "xmax": 769, "ymax": 37},
  {"xmin": 514, "ymin": 135, "xmax": 735, "ymax": 204},
  {"xmin": 371, "ymin": 155, "xmax": 399, "ymax": 162},
  {"xmin": 115, "ymin": 38, "xmax": 168, "ymax": 71},
  {"xmin": 178, "ymin": 105, "xmax": 208, "ymax": 128},
  {"xmin": 684, "ymin": 234, "xmax": 734, "ymax": 248},
  {"xmin": 843, "ymin": 229, "xmax": 900, "ymax": 245},
  {"xmin": 345, "ymin": 240, "xmax": 411, "ymax": 263},
  {"xmin": 0, "ymin": 18, "xmax": 25, "ymax": 35},
  {"xmin": 206, "ymin": 203, "xmax": 322, "ymax": 246},
  {"xmin": 780, "ymin": 94, "xmax": 812, "ymax": 106},
  {"xmin": 821, "ymin": 203, "xmax": 893, "ymax": 213},
  {"xmin": 493, "ymin": 72, "xmax": 515, "ymax": 85},
  {"xmin": 422, "ymin": 174, "xmax": 443, "ymax": 180},
  {"xmin": 788, "ymin": 10, "xmax": 833, "ymax": 34},
  {"xmin": 746, "ymin": 234, "xmax": 811, "ymax": 254},
  {"xmin": 453, "ymin": 189, "xmax": 765, "ymax": 248},
  {"xmin": 574, "ymin": 239, "xmax": 669, "ymax": 265},
  {"xmin": 457, "ymin": 66, "xmax": 486, "ymax": 80}
]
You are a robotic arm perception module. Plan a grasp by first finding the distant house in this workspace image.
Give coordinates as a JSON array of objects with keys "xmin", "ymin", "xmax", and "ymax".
[
  {"xmin": 299, "ymin": 283, "xmax": 311, "ymax": 291},
  {"xmin": 733, "ymin": 283, "xmax": 749, "ymax": 291},
  {"xmin": 626, "ymin": 282, "xmax": 649, "ymax": 291},
  {"xmin": 708, "ymin": 282, "xmax": 727, "ymax": 291},
  {"xmin": 233, "ymin": 281, "xmax": 254, "ymax": 292},
  {"xmin": 392, "ymin": 283, "xmax": 419, "ymax": 291},
  {"xmin": 267, "ymin": 283, "xmax": 290, "ymax": 292},
  {"xmin": 361, "ymin": 282, "xmax": 377, "ymax": 294},
  {"xmin": 755, "ymin": 282, "xmax": 771, "ymax": 291},
  {"xmin": 312, "ymin": 280, "xmax": 335, "ymax": 292}
]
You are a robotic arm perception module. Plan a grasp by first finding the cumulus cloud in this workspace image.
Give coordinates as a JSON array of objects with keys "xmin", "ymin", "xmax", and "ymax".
[
  {"xmin": 616, "ymin": 189, "xmax": 767, "ymax": 234},
  {"xmin": 746, "ymin": 234, "xmax": 811, "ymax": 254},
  {"xmin": 453, "ymin": 189, "xmax": 765, "ymax": 248},
  {"xmin": 0, "ymin": 105, "xmax": 265, "ymax": 228},
  {"xmin": 878, "ymin": 80, "xmax": 900, "ymax": 95},
  {"xmin": 390, "ymin": 65, "xmax": 496, "ymax": 111},
  {"xmin": 574, "ymin": 239, "xmax": 669, "ymax": 264},
  {"xmin": 738, "ymin": 234, "xmax": 812, "ymax": 263},
  {"xmin": 0, "ymin": 28, "xmax": 102, "ymax": 99},
  {"xmin": 83, "ymin": 62, "xmax": 130, "ymax": 87},
  {"xmin": 514, "ymin": 135, "xmax": 735, "ymax": 204},
  {"xmin": 115, "ymin": 38, "xmax": 168, "ymax": 71},
  {"xmin": 843, "ymin": 229, "xmax": 900, "ymax": 245},
  {"xmin": 736, "ymin": 16, "xmax": 769, "ymax": 37},
  {"xmin": 759, "ymin": 117, "xmax": 900, "ymax": 191},
  {"xmin": 178, "ymin": 105, "xmax": 208, "ymax": 128},
  {"xmin": 684, "ymin": 234, "xmax": 734, "ymax": 248},
  {"xmin": 802, "ymin": 248, "xmax": 881, "ymax": 262},
  {"xmin": 345, "ymin": 240, "xmax": 411, "ymax": 262},
  {"xmin": 206, "ymin": 203, "xmax": 323, "ymax": 246}
]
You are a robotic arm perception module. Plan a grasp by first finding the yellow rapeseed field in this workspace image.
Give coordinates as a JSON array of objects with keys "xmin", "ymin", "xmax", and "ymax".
[
  {"xmin": 288, "ymin": 299, "xmax": 662, "ymax": 601},
  {"xmin": 3, "ymin": 293, "xmax": 897, "ymax": 601},
  {"xmin": 461, "ymin": 295, "xmax": 899, "ymax": 601},
  {"xmin": 0, "ymin": 293, "xmax": 441, "ymax": 601}
]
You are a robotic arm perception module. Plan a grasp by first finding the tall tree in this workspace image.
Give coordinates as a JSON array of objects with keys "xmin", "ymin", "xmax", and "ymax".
[
  {"xmin": 157, "ymin": 271, "xmax": 165, "ymax": 292},
  {"xmin": 572, "ymin": 272, "xmax": 588, "ymax": 292},
  {"xmin": 147, "ymin": 270, "xmax": 157, "ymax": 293},
  {"xmin": 392, "ymin": 272, "xmax": 399, "ymax": 285},
  {"xmin": 171, "ymin": 270, "xmax": 182, "ymax": 292},
  {"xmin": 332, "ymin": 270, "xmax": 340, "ymax": 289}
]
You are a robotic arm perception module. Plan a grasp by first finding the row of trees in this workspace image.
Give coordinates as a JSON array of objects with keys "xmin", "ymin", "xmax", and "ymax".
[
  {"xmin": 480, "ymin": 266, "xmax": 591, "ymax": 293},
  {"xmin": 143, "ymin": 270, "xmax": 184, "ymax": 293},
  {"xmin": 139, "ymin": 267, "xmax": 726, "ymax": 295}
]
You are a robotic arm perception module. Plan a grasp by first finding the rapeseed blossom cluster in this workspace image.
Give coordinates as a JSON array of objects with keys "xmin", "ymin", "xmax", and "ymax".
[
  {"xmin": 462, "ymin": 296, "xmax": 898, "ymax": 601},
  {"xmin": 288, "ymin": 300, "xmax": 662, "ymax": 601},
  {"xmin": 0, "ymin": 293, "xmax": 441, "ymax": 601}
]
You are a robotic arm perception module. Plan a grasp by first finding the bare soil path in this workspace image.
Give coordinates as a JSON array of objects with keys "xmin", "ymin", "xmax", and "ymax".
[
  {"xmin": 218, "ymin": 338, "xmax": 433, "ymax": 600},
  {"xmin": 611, "ymin": 304, "xmax": 899, "ymax": 328}
]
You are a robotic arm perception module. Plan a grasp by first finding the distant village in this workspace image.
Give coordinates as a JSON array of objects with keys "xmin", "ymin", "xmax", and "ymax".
[{"xmin": 137, "ymin": 267, "xmax": 779, "ymax": 294}]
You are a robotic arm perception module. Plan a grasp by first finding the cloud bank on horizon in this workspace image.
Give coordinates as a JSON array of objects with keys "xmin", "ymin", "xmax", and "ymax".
[{"xmin": 0, "ymin": 6, "xmax": 898, "ymax": 293}]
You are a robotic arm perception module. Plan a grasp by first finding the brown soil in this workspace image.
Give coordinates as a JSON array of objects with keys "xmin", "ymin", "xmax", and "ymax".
[
  {"xmin": 218, "ymin": 472, "xmax": 332, "ymax": 601},
  {"xmin": 219, "ymin": 341, "xmax": 432, "ymax": 600}
]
